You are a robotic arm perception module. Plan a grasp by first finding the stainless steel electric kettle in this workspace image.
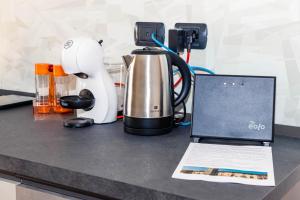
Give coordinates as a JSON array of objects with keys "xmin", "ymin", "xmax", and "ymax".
[{"xmin": 122, "ymin": 48, "xmax": 191, "ymax": 135}]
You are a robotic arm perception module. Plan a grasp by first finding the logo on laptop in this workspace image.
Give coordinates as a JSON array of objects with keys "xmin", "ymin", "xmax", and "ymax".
[{"xmin": 248, "ymin": 121, "xmax": 265, "ymax": 131}]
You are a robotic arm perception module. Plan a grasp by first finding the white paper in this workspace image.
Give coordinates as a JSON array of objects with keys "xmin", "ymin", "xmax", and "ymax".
[{"xmin": 172, "ymin": 143, "xmax": 275, "ymax": 186}]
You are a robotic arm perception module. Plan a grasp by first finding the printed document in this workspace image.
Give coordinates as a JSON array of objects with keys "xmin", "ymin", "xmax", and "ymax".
[{"xmin": 172, "ymin": 143, "xmax": 275, "ymax": 186}]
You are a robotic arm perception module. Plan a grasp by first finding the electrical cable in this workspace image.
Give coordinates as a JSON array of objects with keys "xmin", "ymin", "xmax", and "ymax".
[
  {"xmin": 173, "ymin": 91, "xmax": 186, "ymax": 125},
  {"xmin": 191, "ymin": 66, "xmax": 215, "ymax": 74},
  {"xmin": 173, "ymin": 65, "xmax": 215, "ymax": 75},
  {"xmin": 151, "ymin": 33, "xmax": 195, "ymax": 75},
  {"xmin": 174, "ymin": 49, "xmax": 191, "ymax": 88},
  {"xmin": 174, "ymin": 48, "xmax": 190, "ymax": 125},
  {"xmin": 174, "ymin": 77, "xmax": 183, "ymax": 88},
  {"xmin": 186, "ymin": 49, "xmax": 191, "ymax": 64},
  {"xmin": 173, "ymin": 91, "xmax": 192, "ymax": 127},
  {"xmin": 151, "ymin": 33, "xmax": 176, "ymax": 54},
  {"xmin": 151, "ymin": 33, "xmax": 216, "ymax": 127},
  {"xmin": 114, "ymin": 82, "xmax": 125, "ymax": 87},
  {"xmin": 151, "ymin": 33, "xmax": 215, "ymax": 75},
  {"xmin": 178, "ymin": 121, "xmax": 191, "ymax": 126}
]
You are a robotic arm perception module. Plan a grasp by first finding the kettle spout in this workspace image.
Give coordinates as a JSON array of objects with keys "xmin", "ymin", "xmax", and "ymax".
[{"xmin": 122, "ymin": 55, "xmax": 133, "ymax": 69}]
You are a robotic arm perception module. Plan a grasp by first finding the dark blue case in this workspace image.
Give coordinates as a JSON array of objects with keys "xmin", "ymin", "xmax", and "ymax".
[{"xmin": 191, "ymin": 74, "xmax": 276, "ymax": 142}]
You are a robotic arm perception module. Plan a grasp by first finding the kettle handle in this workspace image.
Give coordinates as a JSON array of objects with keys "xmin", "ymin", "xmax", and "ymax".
[{"xmin": 168, "ymin": 52, "xmax": 192, "ymax": 107}]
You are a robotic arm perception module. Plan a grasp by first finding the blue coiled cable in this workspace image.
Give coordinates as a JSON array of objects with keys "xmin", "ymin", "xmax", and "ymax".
[
  {"xmin": 151, "ymin": 33, "xmax": 215, "ymax": 75},
  {"xmin": 151, "ymin": 33, "xmax": 215, "ymax": 127}
]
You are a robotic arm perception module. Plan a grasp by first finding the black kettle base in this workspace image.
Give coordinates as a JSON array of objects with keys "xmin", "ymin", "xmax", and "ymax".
[
  {"xmin": 124, "ymin": 116, "xmax": 173, "ymax": 136},
  {"xmin": 124, "ymin": 126, "xmax": 172, "ymax": 136}
]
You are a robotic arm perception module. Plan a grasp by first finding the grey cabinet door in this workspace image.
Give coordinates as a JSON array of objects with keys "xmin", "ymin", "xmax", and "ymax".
[
  {"xmin": 282, "ymin": 181, "xmax": 300, "ymax": 200},
  {"xmin": 16, "ymin": 184, "xmax": 80, "ymax": 200}
]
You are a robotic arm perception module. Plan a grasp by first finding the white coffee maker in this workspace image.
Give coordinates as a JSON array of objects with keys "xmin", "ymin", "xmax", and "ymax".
[{"xmin": 60, "ymin": 37, "xmax": 117, "ymax": 127}]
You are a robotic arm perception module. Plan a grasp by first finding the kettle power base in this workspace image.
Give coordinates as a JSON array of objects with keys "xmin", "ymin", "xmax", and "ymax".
[
  {"xmin": 124, "ymin": 116, "xmax": 173, "ymax": 136},
  {"xmin": 124, "ymin": 126, "xmax": 172, "ymax": 136}
]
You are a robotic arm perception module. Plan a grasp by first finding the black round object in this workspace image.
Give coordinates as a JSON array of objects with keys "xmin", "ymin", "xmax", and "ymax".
[
  {"xmin": 60, "ymin": 89, "xmax": 95, "ymax": 111},
  {"xmin": 63, "ymin": 117, "xmax": 94, "ymax": 128}
]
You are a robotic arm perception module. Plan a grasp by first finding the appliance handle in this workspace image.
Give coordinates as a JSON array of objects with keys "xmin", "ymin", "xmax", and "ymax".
[{"xmin": 168, "ymin": 52, "xmax": 191, "ymax": 107}]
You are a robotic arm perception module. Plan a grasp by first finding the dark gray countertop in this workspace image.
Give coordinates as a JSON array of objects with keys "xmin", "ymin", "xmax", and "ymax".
[{"xmin": 0, "ymin": 103, "xmax": 300, "ymax": 199}]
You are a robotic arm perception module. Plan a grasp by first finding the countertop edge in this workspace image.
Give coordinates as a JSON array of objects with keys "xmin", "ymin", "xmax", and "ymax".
[{"xmin": 0, "ymin": 153, "xmax": 196, "ymax": 200}]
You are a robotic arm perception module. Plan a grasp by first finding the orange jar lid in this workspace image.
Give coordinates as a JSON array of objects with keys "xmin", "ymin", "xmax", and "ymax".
[
  {"xmin": 35, "ymin": 63, "xmax": 52, "ymax": 75},
  {"xmin": 53, "ymin": 65, "xmax": 68, "ymax": 76}
]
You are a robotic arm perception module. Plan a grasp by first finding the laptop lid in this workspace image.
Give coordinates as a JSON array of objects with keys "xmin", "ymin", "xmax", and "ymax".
[{"xmin": 191, "ymin": 74, "xmax": 276, "ymax": 142}]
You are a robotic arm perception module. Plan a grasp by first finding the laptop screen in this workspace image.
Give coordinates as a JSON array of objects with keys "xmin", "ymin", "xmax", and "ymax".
[{"xmin": 191, "ymin": 75, "xmax": 275, "ymax": 142}]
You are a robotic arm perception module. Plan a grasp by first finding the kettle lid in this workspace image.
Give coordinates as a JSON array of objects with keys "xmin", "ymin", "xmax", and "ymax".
[{"xmin": 131, "ymin": 48, "xmax": 167, "ymax": 55}]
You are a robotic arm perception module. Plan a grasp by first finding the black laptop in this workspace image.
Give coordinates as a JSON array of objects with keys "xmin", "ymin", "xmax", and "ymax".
[{"xmin": 191, "ymin": 74, "xmax": 276, "ymax": 144}]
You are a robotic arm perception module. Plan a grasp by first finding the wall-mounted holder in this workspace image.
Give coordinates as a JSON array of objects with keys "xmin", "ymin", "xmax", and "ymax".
[
  {"xmin": 169, "ymin": 23, "xmax": 208, "ymax": 53},
  {"xmin": 134, "ymin": 22, "xmax": 165, "ymax": 47}
]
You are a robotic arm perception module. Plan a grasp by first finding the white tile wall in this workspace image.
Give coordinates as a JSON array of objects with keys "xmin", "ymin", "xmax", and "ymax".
[{"xmin": 0, "ymin": 0, "xmax": 300, "ymax": 126}]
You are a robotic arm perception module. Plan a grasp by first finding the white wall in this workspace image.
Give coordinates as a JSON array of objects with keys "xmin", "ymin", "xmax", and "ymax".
[{"xmin": 0, "ymin": 0, "xmax": 300, "ymax": 126}]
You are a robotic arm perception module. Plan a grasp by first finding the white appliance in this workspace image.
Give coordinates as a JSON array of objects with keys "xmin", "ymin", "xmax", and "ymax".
[{"xmin": 60, "ymin": 37, "xmax": 117, "ymax": 126}]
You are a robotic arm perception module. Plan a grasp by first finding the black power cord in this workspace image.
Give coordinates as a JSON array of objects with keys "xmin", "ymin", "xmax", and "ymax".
[
  {"xmin": 174, "ymin": 91, "xmax": 187, "ymax": 126},
  {"xmin": 185, "ymin": 30, "xmax": 197, "ymax": 51},
  {"xmin": 173, "ymin": 31, "xmax": 194, "ymax": 126}
]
